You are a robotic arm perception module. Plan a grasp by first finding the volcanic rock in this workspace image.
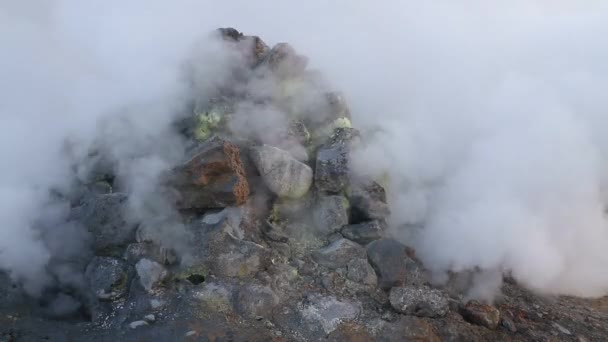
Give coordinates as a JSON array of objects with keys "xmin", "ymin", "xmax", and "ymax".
[
  {"xmin": 315, "ymin": 128, "xmax": 359, "ymax": 193},
  {"xmin": 168, "ymin": 136, "xmax": 250, "ymax": 210},
  {"xmin": 366, "ymin": 238, "xmax": 408, "ymax": 290},
  {"xmin": 348, "ymin": 180, "xmax": 390, "ymax": 221},
  {"xmin": 250, "ymin": 145, "xmax": 313, "ymax": 198},
  {"xmin": 312, "ymin": 238, "xmax": 366, "ymax": 269},
  {"xmin": 389, "ymin": 286, "xmax": 450, "ymax": 318},
  {"xmin": 341, "ymin": 220, "xmax": 385, "ymax": 245},
  {"xmin": 460, "ymin": 301, "xmax": 501, "ymax": 330},
  {"xmin": 71, "ymin": 192, "xmax": 136, "ymax": 253},
  {"xmin": 85, "ymin": 257, "xmax": 133, "ymax": 301},
  {"xmin": 312, "ymin": 195, "xmax": 349, "ymax": 235},
  {"xmin": 135, "ymin": 258, "xmax": 168, "ymax": 293}
]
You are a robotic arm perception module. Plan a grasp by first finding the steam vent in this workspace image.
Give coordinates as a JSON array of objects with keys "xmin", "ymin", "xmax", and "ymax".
[{"xmin": 3, "ymin": 27, "xmax": 608, "ymax": 342}]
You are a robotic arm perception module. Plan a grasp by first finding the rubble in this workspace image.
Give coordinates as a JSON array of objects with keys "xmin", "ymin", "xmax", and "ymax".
[{"xmin": 460, "ymin": 301, "xmax": 501, "ymax": 330}]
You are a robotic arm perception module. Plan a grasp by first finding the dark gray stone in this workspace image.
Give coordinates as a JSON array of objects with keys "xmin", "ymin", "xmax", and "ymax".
[
  {"xmin": 312, "ymin": 238, "xmax": 365, "ymax": 269},
  {"xmin": 366, "ymin": 239, "xmax": 407, "ymax": 290},
  {"xmin": 314, "ymin": 128, "xmax": 359, "ymax": 193},
  {"xmin": 71, "ymin": 193, "xmax": 136, "ymax": 252},
  {"xmin": 348, "ymin": 181, "xmax": 390, "ymax": 221},
  {"xmin": 135, "ymin": 259, "xmax": 168, "ymax": 292},
  {"xmin": 341, "ymin": 220, "xmax": 385, "ymax": 245},
  {"xmin": 236, "ymin": 284, "xmax": 280, "ymax": 318},
  {"xmin": 312, "ymin": 195, "xmax": 349, "ymax": 235},
  {"xmin": 85, "ymin": 257, "xmax": 133, "ymax": 301},
  {"xmin": 346, "ymin": 258, "xmax": 378, "ymax": 287}
]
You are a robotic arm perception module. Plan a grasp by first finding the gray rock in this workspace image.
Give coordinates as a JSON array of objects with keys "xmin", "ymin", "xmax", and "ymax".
[
  {"xmin": 124, "ymin": 242, "xmax": 177, "ymax": 265},
  {"xmin": 315, "ymin": 128, "xmax": 359, "ymax": 193},
  {"xmin": 85, "ymin": 257, "xmax": 133, "ymax": 300},
  {"xmin": 135, "ymin": 259, "xmax": 168, "ymax": 292},
  {"xmin": 459, "ymin": 301, "xmax": 501, "ymax": 330},
  {"xmin": 348, "ymin": 181, "xmax": 390, "ymax": 221},
  {"xmin": 312, "ymin": 195, "xmax": 349, "ymax": 235},
  {"xmin": 193, "ymin": 281, "xmax": 235, "ymax": 314},
  {"xmin": 366, "ymin": 239, "xmax": 407, "ymax": 290},
  {"xmin": 299, "ymin": 294, "xmax": 361, "ymax": 335},
  {"xmin": 404, "ymin": 257, "xmax": 429, "ymax": 287},
  {"xmin": 250, "ymin": 145, "xmax": 313, "ymax": 199},
  {"xmin": 71, "ymin": 193, "xmax": 136, "ymax": 252},
  {"xmin": 389, "ymin": 286, "xmax": 449, "ymax": 318},
  {"xmin": 129, "ymin": 320, "xmax": 148, "ymax": 329},
  {"xmin": 214, "ymin": 237, "xmax": 267, "ymax": 278},
  {"xmin": 341, "ymin": 220, "xmax": 385, "ymax": 245},
  {"xmin": 312, "ymin": 238, "xmax": 365, "ymax": 269},
  {"xmin": 346, "ymin": 258, "xmax": 378, "ymax": 287},
  {"xmin": 369, "ymin": 316, "xmax": 440, "ymax": 342},
  {"xmin": 236, "ymin": 284, "xmax": 280, "ymax": 318}
]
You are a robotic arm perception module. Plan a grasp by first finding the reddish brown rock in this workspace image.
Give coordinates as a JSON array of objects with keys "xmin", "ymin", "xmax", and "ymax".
[
  {"xmin": 460, "ymin": 301, "xmax": 501, "ymax": 330},
  {"xmin": 168, "ymin": 137, "xmax": 250, "ymax": 210}
]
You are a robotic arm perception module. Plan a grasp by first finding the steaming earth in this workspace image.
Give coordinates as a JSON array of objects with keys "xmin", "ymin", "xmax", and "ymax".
[{"xmin": 2, "ymin": 28, "xmax": 608, "ymax": 342}]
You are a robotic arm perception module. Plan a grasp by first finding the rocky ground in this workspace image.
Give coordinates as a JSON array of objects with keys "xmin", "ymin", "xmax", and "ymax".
[{"xmin": 2, "ymin": 28, "xmax": 608, "ymax": 342}]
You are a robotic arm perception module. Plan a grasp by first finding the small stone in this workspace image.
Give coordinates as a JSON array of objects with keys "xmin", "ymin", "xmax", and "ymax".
[
  {"xmin": 129, "ymin": 320, "xmax": 148, "ymax": 329},
  {"xmin": 389, "ymin": 286, "xmax": 449, "ymax": 318},
  {"xmin": 341, "ymin": 221, "xmax": 384, "ymax": 245},
  {"xmin": 501, "ymin": 316, "xmax": 517, "ymax": 333},
  {"xmin": 250, "ymin": 145, "xmax": 313, "ymax": 198},
  {"xmin": 460, "ymin": 301, "xmax": 501, "ymax": 330},
  {"xmin": 312, "ymin": 195, "xmax": 349, "ymax": 235},
  {"xmin": 371, "ymin": 316, "xmax": 440, "ymax": 342},
  {"xmin": 346, "ymin": 258, "xmax": 377, "ymax": 287},
  {"xmin": 312, "ymin": 238, "xmax": 365, "ymax": 269},
  {"xmin": 185, "ymin": 331, "xmax": 197, "ymax": 337},
  {"xmin": 135, "ymin": 259, "xmax": 168, "ymax": 292},
  {"xmin": 366, "ymin": 239, "xmax": 407, "ymax": 290},
  {"xmin": 553, "ymin": 322, "xmax": 572, "ymax": 335},
  {"xmin": 124, "ymin": 242, "xmax": 176, "ymax": 265},
  {"xmin": 236, "ymin": 284, "xmax": 280, "ymax": 318},
  {"xmin": 143, "ymin": 314, "xmax": 155, "ymax": 322}
]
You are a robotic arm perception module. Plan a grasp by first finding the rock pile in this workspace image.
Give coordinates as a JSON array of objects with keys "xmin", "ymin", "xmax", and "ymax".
[{"xmin": 2, "ymin": 28, "xmax": 607, "ymax": 342}]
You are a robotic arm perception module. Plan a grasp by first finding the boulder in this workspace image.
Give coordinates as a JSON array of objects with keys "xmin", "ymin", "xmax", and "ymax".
[
  {"xmin": 346, "ymin": 258, "xmax": 378, "ymax": 287},
  {"xmin": 236, "ymin": 284, "xmax": 280, "ymax": 318},
  {"xmin": 167, "ymin": 136, "xmax": 250, "ymax": 210},
  {"xmin": 371, "ymin": 316, "xmax": 441, "ymax": 342},
  {"xmin": 366, "ymin": 239, "xmax": 407, "ymax": 290},
  {"xmin": 250, "ymin": 145, "xmax": 313, "ymax": 198},
  {"xmin": 315, "ymin": 128, "xmax": 359, "ymax": 193},
  {"xmin": 312, "ymin": 238, "xmax": 366, "ymax": 269},
  {"xmin": 135, "ymin": 259, "xmax": 168, "ymax": 293},
  {"xmin": 258, "ymin": 42, "xmax": 308, "ymax": 78},
  {"xmin": 299, "ymin": 294, "xmax": 362, "ymax": 335},
  {"xmin": 70, "ymin": 193, "xmax": 136, "ymax": 252},
  {"xmin": 341, "ymin": 220, "xmax": 385, "ymax": 245},
  {"xmin": 218, "ymin": 27, "xmax": 270, "ymax": 67},
  {"xmin": 193, "ymin": 281, "xmax": 235, "ymax": 314},
  {"xmin": 460, "ymin": 301, "xmax": 501, "ymax": 330},
  {"xmin": 84, "ymin": 257, "xmax": 133, "ymax": 301},
  {"xmin": 312, "ymin": 195, "xmax": 349, "ymax": 235},
  {"xmin": 124, "ymin": 242, "xmax": 177, "ymax": 266},
  {"xmin": 389, "ymin": 286, "xmax": 450, "ymax": 318},
  {"xmin": 348, "ymin": 181, "xmax": 390, "ymax": 221}
]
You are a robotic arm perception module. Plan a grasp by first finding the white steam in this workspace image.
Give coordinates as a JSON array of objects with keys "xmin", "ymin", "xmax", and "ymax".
[{"xmin": 3, "ymin": 0, "xmax": 608, "ymax": 299}]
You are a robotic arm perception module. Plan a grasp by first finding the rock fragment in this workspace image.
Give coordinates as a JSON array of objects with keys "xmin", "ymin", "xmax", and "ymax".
[
  {"xmin": 341, "ymin": 220, "xmax": 385, "ymax": 245},
  {"xmin": 85, "ymin": 257, "xmax": 133, "ymax": 301},
  {"xmin": 135, "ymin": 258, "xmax": 168, "ymax": 292},
  {"xmin": 346, "ymin": 258, "xmax": 378, "ymax": 287},
  {"xmin": 366, "ymin": 238, "xmax": 408, "ymax": 290},
  {"xmin": 168, "ymin": 136, "xmax": 250, "ymax": 210},
  {"xmin": 312, "ymin": 195, "xmax": 349, "ymax": 235},
  {"xmin": 71, "ymin": 193, "xmax": 136, "ymax": 252},
  {"xmin": 460, "ymin": 301, "xmax": 501, "ymax": 330},
  {"xmin": 299, "ymin": 294, "xmax": 362, "ymax": 335},
  {"xmin": 348, "ymin": 181, "xmax": 390, "ymax": 221},
  {"xmin": 389, "ymin": 286, "xmax": 449, "ymax": 318},
  {"xmin": 312, "ymin": 238, "xmax": 365, "ymax": 269},
  {"xmin": 315, "ymin": 128, "xmax": 359, "ymax": 193},
  {"xmin": 236, "ymin": 284, "xmax": 280, "ymax": 318},
  {"xmin": 250, "ymin": 145, "xmax": 313, "ymax": 198}
]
